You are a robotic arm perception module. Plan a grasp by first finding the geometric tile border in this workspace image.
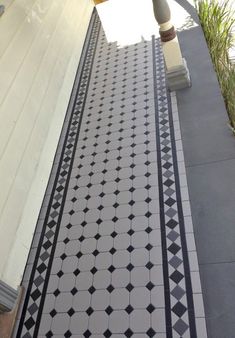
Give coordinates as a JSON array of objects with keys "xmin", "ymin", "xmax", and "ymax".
[
  {"xmin": 152, "ymin": 37, "xmax": 207, "ymax": 337},
  {"xmin": 153, "ymin": 37, "xmax": 196, "ymax": 337},
  {"xmin": 14, "ymin": 9, "xmax": 207, "ymax": 338}
]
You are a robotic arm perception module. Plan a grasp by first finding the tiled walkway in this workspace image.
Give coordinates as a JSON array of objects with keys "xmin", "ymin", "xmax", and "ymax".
[{"xmin": 14, "ymin": 10, "xmax": 207, "ymax": 338}]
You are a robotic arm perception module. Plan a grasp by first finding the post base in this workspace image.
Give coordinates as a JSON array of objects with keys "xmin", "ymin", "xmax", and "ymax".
[{"xmin": 166, "ymin": 58, "xmax": 191, "ymax": 91}]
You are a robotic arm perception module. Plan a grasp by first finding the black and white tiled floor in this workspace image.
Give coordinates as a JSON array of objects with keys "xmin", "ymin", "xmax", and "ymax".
[{"xmin": 14, "ymin": 10, "xmax": 207, "ymax": 338}]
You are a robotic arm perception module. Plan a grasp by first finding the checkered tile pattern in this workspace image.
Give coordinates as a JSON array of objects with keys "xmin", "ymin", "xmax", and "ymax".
[{"xmin": 15, "ymin": 9, "xmax": 207, "ymax": 338}]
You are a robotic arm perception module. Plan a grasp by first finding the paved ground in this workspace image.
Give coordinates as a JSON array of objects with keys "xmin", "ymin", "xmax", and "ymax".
[
  {"xmin": 13, "ymin": 9, "xmax": 207, "ymax": 338},
  {"xmin": 176, "ymin": 1, "xmax": 235, "ymax": 337}
]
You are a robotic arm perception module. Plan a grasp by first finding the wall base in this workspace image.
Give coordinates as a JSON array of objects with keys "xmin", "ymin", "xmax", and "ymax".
[
  {"xmin": 0, "ymin": 286, "xmax": 23, "ymax": 338},
  {"xmin": 0, "ymin": 280, "xmax": 18, "ymax": 312}
]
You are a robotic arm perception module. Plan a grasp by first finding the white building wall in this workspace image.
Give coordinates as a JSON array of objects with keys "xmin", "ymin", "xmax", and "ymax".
[{"xmin": 0, "ymin": 0, "xmax": 94, "ymax": 289}]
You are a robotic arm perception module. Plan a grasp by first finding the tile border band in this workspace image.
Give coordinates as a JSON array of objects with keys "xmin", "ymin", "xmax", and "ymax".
[{"xmin": 152, "ymin": 36, "xmax": 197, "ymax": 337}]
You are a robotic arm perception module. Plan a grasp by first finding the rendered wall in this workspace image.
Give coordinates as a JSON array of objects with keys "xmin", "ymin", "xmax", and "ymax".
[{"xmin": 0, "ymin": 0, "xmax": 94, "ymax": 289}]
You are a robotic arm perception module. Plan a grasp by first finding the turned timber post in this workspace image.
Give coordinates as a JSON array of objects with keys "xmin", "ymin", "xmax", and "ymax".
[{"xmin": 152, "ymin": 0, "xmax": 191, "ymax": 90}]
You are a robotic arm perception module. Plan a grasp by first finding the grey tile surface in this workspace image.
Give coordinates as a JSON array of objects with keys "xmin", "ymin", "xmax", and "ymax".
[
  {"xmin": 200, "ymin": 262, "xmax": 235, "ymax": 338},
  {"xmin": 177, "ymin": 27, "xmax": 235, "ymax": 167},
  {"xmin": 187, "ymin": 159, "xmax": 235, "ymax": 264}
]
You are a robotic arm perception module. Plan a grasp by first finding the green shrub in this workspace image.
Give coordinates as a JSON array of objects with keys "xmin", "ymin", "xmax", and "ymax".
[{"xmin": 195, "ymin": 0, "xmax": 235, "ymax": 132}]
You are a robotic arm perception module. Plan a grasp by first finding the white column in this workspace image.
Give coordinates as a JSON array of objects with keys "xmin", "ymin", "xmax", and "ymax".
[{"xmin": 152, "ymin": 0, "xmax": 191, "ymax": 90}]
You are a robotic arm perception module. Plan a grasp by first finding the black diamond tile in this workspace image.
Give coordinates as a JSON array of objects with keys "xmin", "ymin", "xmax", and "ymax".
[
  {"xmin": 164, "ymin": 178, "xmax": 174, "ymax": 187},
  {"xmin": 53, "ymin": 289, "xmax": 60, "ymax": 297},
  {"xmin": 163, "ymin": 161, "xmax": 172, "ymax": 169},
  {"xmin": 73, "ymin": 268, "xmax": 80, "ymax": 276},
  {"xmin": 127, "ymin": 245, "xmax": 134, "ymax": 252},
  {"xmin": 166, "ymin": 219, "xmax": 178, "ymax": 229},
  {"xmin": 108, "ymin": 265, "xmax": 115, "ymax": 273},
  {"xmin": 168, "ymin": 242, "xmax": 181, "ymax": 255},
  {"xmin": 104, "ymin": 329, "xmax": 112, "ymax": 338},
  {"xmin": 109, "ymin": 248, "xmax": 116, "ymax": 255},
  {"xmin": 96, "ymin": 219, "xmax": 102, "ymax": 225},
  {"xmin": 145, "ymin": 243, "xmax": 153, "ymax": 251},
  {"xmin": 31, "ymin": 289, "xmax": 41, "ymax": 301},
  {"xmin": 37, "ymin": 262, "xmax": 47, "ymax": 274},
  {"xmin": 107, "ymin": 284, "xmax": 114, "ymax": 293},
  {"xmin": 84, "ymin": 330, "xmax": 92, "ymax": 338},
  {"xmin": 145, "ymin": 226, "xmax": 152, "ymax": 233},
  {"xmin": 146, "ymin": 261, "xmax": 154, "ymax": 270},
  {"xmin": 111, "ymin": 231, "xmax": 117, "ymax": 238},
  {"xmin": 86, "ymin": 306, "xmax": 94, "ymax": 315},
  {"xmin": 79, "ymin": 235, "xmax": 85, "ymax": 242},
  {"xmin": 146, "ymin": 281, "xmax": 154, "ymax": 290},
  {"xmin": 68, "ymin": 308, "xmax": 75, "ymax": 317},
  {"xmin": 46, "ymin": 331, "xmax": 53, "ymax": 338},
  {"xmin": 147, "ymin": 304, "xmax": 155, "ymax": 313},
  {"xmin": 125, "ymin": 305, "xmax": 134, "ymax": 314},
  {"xmin": 88, "ymin": 286, "xmax": 96, "ymax": 294},
  {"xmin": 172, "ymin": 302, "xmax": 187, "ymax": 317},
  {"xmin": 81, "ymin": 220, "xmax": 87, "ymax": 228},
  {"xmin": 91, "ymin": 267, "xmax": 98, "ymax": 274},
  {"xmin": 60, "ymin": 253, "xmax": 67, "ymax": 260},
  {"xmin": 48, "ymin": 220, "xmax": 56, "ymax": 229},
  {"xmin": 105, "ymin": 305, "xmax": 113, "ymax": 314},
  {"xmin": 126, "ymin": 263, "xmax": 134, "ymax": 271},
  {"xmin": 66, "ymin": 223, "xmax": 72, "ymax": 231},
  {"xmin": 146, "ymin": 328, "xmax": 156, "ymax": 337},
  {"xmin": 165, "ymin": 197, "xmax": 176, "ymax": 207},
  {"xmin": 170, "ymin": 270, "xmax": 184, "ymax": 284},
  {"xmin": 25, "ymin": 317, "xmax": 35, "ymax": 330},
  {"xmin": 63, "ymin": 237, "xmax": 70, "ymax": 244},
  {"xmin": 126, "ymin": 283, "xmax": 134, "ymax": 292},
  {"xmin": 128, "ymin": 229, "xmax": 134, "ymax": 236},
  {"xmin": 50, "ymin": 309, "xmax": 57, "ymax": 318},
  {"xmin": 93, "ymin": 249, "xmax": 99, "ymax": 256},
  {"xmin": 145, "ymin": 211, "xmax": 152, "ymax": 218},
  {"xmin": 71, "ymin": 287, "xmax": 78, "ymax": 295}
]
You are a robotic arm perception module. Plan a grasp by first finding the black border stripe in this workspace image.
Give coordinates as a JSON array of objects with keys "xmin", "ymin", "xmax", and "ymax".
[
  {"xmin": 167, "ymin": 91, "xmax": 197, "ymax": 337},
  {"xmin": 152, "ymin": 35, "xmax": 173, "ymax": 338},
  {"xmin": 16, "ymin": 10, "xmax": 100, "ymax": 337}
]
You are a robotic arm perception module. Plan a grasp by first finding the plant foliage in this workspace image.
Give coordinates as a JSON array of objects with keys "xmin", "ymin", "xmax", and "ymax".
[{"xmin": 195, "ymin": 0, "xmax": 235, "ymax": 131}]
